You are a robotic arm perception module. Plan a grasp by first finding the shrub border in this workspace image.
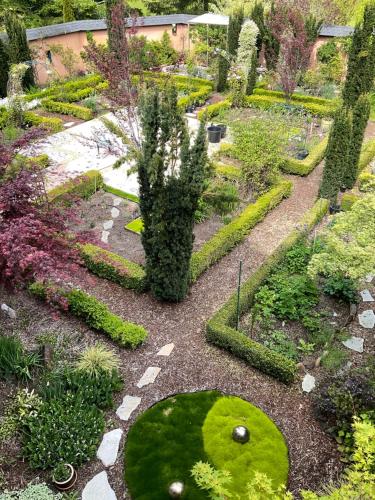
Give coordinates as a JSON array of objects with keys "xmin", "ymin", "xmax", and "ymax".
[
  {"xmin": 48, "ymin": 170, "xmax": 103, "ymax": 202},
  {"xmin": 41, "ymin": 100, "xmax": 94, "ymax": 121},
  {"xmin": 282, "ymin": 137, "xmax": 328, "ymax": 176},
  {"xmin": 103, "ymin": 184, "xmax": 140, "ymax": 203},
  {"xmin": 205, "ymin": 198, "xmax": 329, "ymax": 384}
]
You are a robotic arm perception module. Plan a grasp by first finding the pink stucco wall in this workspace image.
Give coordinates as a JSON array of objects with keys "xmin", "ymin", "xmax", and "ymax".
[{"xmin": 30, "ymin": 23, "xmax": 190, "ymax": 85}]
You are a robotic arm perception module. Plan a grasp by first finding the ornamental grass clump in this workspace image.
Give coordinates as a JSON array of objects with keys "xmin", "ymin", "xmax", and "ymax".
[{"xmin": 76, "ymin": 343, "xmax": 120, "ymax": 378}]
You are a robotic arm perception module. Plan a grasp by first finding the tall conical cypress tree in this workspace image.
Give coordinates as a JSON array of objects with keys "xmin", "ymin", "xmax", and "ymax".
[
  {"xmin": 342, "ymin": 95, "xmax": 371, "ymax": 190},
  {"xmin": 0, "ymin": 40, "xmax": 9, "ymax": 98},
  {"xmin": 4, "ymin": 12, "xmax": 34, "ymax": 89},
  {"xmin": 342, "ymin": 4, "xmax": 375, "ymax": 108},
  {"xmin": 319, "ymin": 107, "xmax": 352, "ymax": 203},
  {"xmin": 246, "ymin": 49, "xmax": 257, "ymax": 95},
  {"xmin": 63, "ymin": 0, "xmax": 75, "ymax": 23},
  {"xmin": 251, "ymin": 2, "xmax": 264, "ymax": 56},
  {"xmin": 138, "ymin": 86, "xmax": 207, "ymax": 302}
]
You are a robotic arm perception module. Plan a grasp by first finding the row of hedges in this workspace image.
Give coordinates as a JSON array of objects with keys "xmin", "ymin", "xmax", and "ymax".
[
  {"xmin": 0, "ymin": 109, "xmax": 63, "ymax": 132},
  {"xmin": 103, "ymin": 184, "xmax": 140, "ymax": 203},
  {"xmin": 41, "ymin": 100, "xmax": 93, "ymax": 121},
  {"xmin": 197, "ymin": 100, "xmax": 231, "ymax": 121},
  {"xmin": 253, "ymin": 88, "xmax": 335, "ymax": 107},
  {"xmin": 178, "ymin": 85, "xmax": 212, "ymax": 110},
  {"xmin": 143, "ymin": 71, "xmax": 215, "ymax": 90},
  {"xmin": 48, "ymin": 170, "xmax": 103, "ymax": 202},
  {"xmin": 214, "ymin": 161, "xmax": 241, "ymax": 181},
  {"xmin": 244, "ymin": 94, "xmax": 336, "ymax": 118},
  {"xmin": 29, "ymin": 282, "xmax": 147, "ymax": 348},
  {"xmin": 55, "ymin": 82, "xmax": 109, "ymax": 103},
  {"xmin": 206, "ymin": 198, "xmax": 329, "ymax": 384},
  {"xmin": 358, "ymin": 138, "xmax": 375, "ymax": 173},
  {"xmin": 190, "ymin": 180, "xmax": 293, "ymax": 282},
  {"xmin": 79, "ymin": 243, "xmax": 146, "ymax": 292},
  {"xmin": 282, "ymin": 137, "xmax": 328, "ymax": 175},
  {"xmin": 25, "ymin": 74, "xmax": 103, "ymax": 101}
]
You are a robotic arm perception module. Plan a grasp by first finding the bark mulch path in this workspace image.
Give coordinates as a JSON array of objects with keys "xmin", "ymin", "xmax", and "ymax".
[{"xmin": 65, "ymin": 161, "xmax": 343, "ymax": 498}]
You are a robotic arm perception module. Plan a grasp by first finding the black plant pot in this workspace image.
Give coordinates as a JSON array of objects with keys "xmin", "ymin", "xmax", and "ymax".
[
  {"xmin": 207, "ymin": 125, "xmax": 222, "ymax": 143},
  {"xmin": 329, "ymin": 203, "xmax": 341, "ymax": 214},
  {"xmin": 186, "ymin": 105, "xmax": 194, "ymax": 113},
  {"xmin": 295, "ymin": 149, "xmax": 309, "ymax": 160},
  {"xmin": 217, "ymin": 124, "xmax": 227, "ymax": 138}
]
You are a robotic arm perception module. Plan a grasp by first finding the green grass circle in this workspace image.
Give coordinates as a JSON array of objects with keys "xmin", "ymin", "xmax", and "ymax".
[{"xmin": 202, "ymin": 396, "xmax": 289, "ymax": 496}]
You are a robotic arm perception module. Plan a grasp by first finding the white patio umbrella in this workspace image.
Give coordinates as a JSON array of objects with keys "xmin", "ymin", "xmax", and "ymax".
[{"xmin": 188, "ymin": 13, "xmax": 230, "ymax": 65}]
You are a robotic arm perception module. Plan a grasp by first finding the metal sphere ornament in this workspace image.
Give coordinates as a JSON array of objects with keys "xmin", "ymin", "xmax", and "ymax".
[
  {"xmin": 232, "ymin": 425, "xmax": 250, "ymax": 444},
  {"xmin": 168, "ymin": 481, "xmax": 185, "ymax": 498}
]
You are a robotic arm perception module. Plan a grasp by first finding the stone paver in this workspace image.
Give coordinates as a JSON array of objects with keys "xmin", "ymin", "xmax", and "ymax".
[
  {"xmin": 342, "ymin": 336, "xmax": 364, "ymax": 353},
  {"xmin": 111, "ymin": 207, "xmax": 120, "ymax": 219},
  {"xmin": 82, "ymin": 471, "xmax": 117, "ymax": 500},
  {"xmin": 64, "ymin": 122, "xmax": 75, "ymax": 128},
  {"xmin": 365, "ymin": 274, "xmax": 374, "ymax": 283},
  {"xmin": 101, "ymin": 230, "xmax": 110, "ymax": 244},
  {"xmin": 360, "ymin": 289, "xmax": 374, "ymax": 302},
  {"xmin": 1, "ymin": 303, "xmax": 16, "ymax": 319},
  {"xmin": 113, "ymin": 197, "xmax": 122, "ymax": 206},
  {"xmin": 97, "ymin": 428, "xmax": 123, "ymax": 467},
  {"xmin": 302, "ymin": 373, "xmax": 316, "ymax": 393},
  {"xmin": 116, "ymin": 395, "xmax": 141, "ymax": 421},
  {"xmin": 358, "ymin": 309, "xmax": 375, "ymax": 329},
  {"xmin": 157, "ymin": 343, "xmax": 175, "ymax": 356},
  {"xmin": 103, "ymin": 220, "xmax": 114, "ymax": 230},
  {"xmin": 136, "ymin": 366, "xmax": 161, "ymax": 388}
]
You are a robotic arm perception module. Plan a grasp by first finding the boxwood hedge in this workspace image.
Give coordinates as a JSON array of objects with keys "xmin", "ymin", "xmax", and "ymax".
[
  {"xmin": 283, "ymin": 137, "xmax": 328, "ymax": 176},
  {"xmin": 41, "ymin": 100, "xmax": 93, "ymax": 121},
  {"xmin": 205, "ymin": 198, "xmax": 329, "ymax": 384},
  {"xmin": 48, "ymin": 170, "xmax": 103, "ymax": 202}
]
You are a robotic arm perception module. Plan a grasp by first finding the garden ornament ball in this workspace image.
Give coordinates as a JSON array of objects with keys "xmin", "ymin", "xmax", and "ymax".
[
  {"xmin": 168, "ymin": 481, "xmax": 184, "ymax": 498},
  {"xmin": 232, "ymin": 425, "xmax": 250, "ymax": 444}
]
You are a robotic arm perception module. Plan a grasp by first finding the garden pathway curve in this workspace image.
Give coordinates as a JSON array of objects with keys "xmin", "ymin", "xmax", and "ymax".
[{"xmin": 75, "ymin": 160, "xmax": 346, "ymax": 498}]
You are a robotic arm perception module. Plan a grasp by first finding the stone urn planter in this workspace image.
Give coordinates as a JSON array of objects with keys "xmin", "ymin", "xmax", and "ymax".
[{"xmin": 52, "ymin": 463, "xmax": 77, "ymax": 491}]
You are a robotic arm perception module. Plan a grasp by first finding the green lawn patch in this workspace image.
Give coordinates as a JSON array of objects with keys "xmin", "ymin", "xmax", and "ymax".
[
  {"xmin": 103, "ymin": 184, "xmax": 140, "ymax": 203},
  {"xmin": 125, "ymin": 218, "xmax": 144, "ymax": 234}
]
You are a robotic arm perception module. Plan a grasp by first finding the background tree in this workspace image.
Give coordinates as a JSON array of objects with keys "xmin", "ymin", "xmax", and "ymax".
[
  {"xmin": 0, "ymin": 40, "xmax": 9, "ymax": 98},
  {"xmin": 105, "ymin": 0, "xmax": 118, "ymax": 52},
  {"xmin": 216, "ymin": 8, "xmax": 243, "ymax": 91},
  {"xmin": 246, "ymin": 49, "xmax": 257, "ymax": 95},
  {"xmin": 342, "ymin": 4, "xmax": 375, "ymax": 108},
  {"xmin": 138, "ymin": 86, "xmax": 207, "ymax": 302},
  {"xmin": 319, "ymin": 107, "xmax": 352, "ymax": 202},
  {"xmin": 62, "ymin": 0, "xmax": 75, "ymax": 22},
  {"xmin": 4, "ymin": 11, "xmax": 35, "ymax": 88}
]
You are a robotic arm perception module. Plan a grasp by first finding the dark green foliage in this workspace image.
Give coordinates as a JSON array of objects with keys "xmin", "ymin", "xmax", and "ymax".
[
  {"xmin": 319, "ymin": 107, "xmax": 352, "ymax": 202},
  {"xmin": 323, "ymin": 275, "xmax": 359, "ymax": 303},
  {"xmin": 0, "ymin": 40, "xmax": 9, "ymax": 98},
  {"xmin": 252, "ymin": 2, "xmax": 279, "ymax": 70},
  {"xmin": 4, "ymin": 11, "xmax": 35, "ymax": 89},
  {"xmin": 105, "ymin": 0, "xmax": 118, "ymax": 52},
  {"xmin": 251, "ymin": 2, "xmax": 264, "ymax": 55},
  {"xmin": 246, "ymin": 50, "xmax": 257, "ymax": 96},
  {"xmin": 125, "ymin": 391, "xmax": 221, "ymax": 500},
  {"xmin": 22, "ymin": 392, "xmax": 105, "ymax": 469},
  {"xmin": 0, "ymin": 335, "xmax": 41, "ymax": 381},
  {"xmin": 342, "ymin": 5, "xmax": 375, "ymax": 108},
  {"xmin": 317, "ymin": 41, "xmax": 338, "ymax": 64},
  {"xmin": 138, "ymin": 85, "xmax": 207, "ymax": 301},
  {"xmin": 62, "ymin": 0, "xmax": 75, "ymax": 22},
  {"xmin": 343, "ymin": 94, "xmax": 371, "ymax": 189},
  {"xmin": 304, "ymin": 14, "xmax": 323, "ymax": 44},
  {"xmin": 216, "ymin": 55, "xmax": 229, "ymax": 92},
  {"xmin": 259, "ymin": 330, "xmax": 299, "ymax": 361}
]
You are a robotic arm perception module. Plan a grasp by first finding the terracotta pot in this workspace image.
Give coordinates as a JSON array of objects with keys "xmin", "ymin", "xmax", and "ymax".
[{"xmin": 52, "ymin": 464, "xmax": 77, "ymax": 491}]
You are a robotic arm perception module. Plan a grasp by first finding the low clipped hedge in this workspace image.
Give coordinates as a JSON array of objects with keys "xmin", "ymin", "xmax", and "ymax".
[
  {"xmin": 341, "ymin": 193, "xmax": 359, "ymax": 211},
  {"xmin": 178, "ymin": 85, "xmax": 212, "ymax": 110},
  {"xmin": 103, "ymin": 184, "xmax": 139, "ymax": 203},
  {"xmin": 214, "ymin": 161, "xmax": 241, "ymax": 180},
  {"xmin": 29, "ymin": 282, "xmax": 148, "ymax": 348},
  {"xmin": 41, "ymin": 100, "xmax": 93, "ymax": 121},
  {"xmin": 23, "ymin": 111, "xmax": 63, "ymax": 132},
  {"xmin": 358, "ymin": 172, "xmax": 375, "ymax": 192},
  {"xmin": 25, "ymin": 74, "xmax": 103, "ymax": 101},
  {"xmin": 253, "ymin": 88, "xmax": 335, "ymax": 107},
  {"xmin": 197, "ymin": 100, "xmax": 231, "ymax": 121},
  {"xmin": 190, "ymin": 180, "xmax": 293, "ymax": 282},
  {"xmin": 48, "ymin": 170, "xmax": 103, "ymax": 202},
  {"xmin": 358, "ymin": 138, "xmax": 375, "ymax": 173},
  {"xmin": 244, "ymin": 94, "xmax": 336, "ymax": 117},
  {"xmin": 79, "ymin": 243, "xmax": 146, "ymax": 292},
  {"xmin": 283, "ymin": 137, "xmax": 328, "ymax": 175},
  {"xmin": 205, "ymin": 198, "xmax": 329, "ymax": 384}
]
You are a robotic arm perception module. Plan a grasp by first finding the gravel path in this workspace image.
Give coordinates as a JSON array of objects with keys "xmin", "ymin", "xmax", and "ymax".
[{"xmin": 66, "ymin": 161, "xmax": 343, "ymax": 497}]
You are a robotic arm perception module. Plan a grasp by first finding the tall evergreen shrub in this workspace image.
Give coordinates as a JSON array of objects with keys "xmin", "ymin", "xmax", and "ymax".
[
  {"xmin": 0, "ymin": 40, "xmax": 9, "ymax": 98},
  {"xmin": 138, "ymin": 86, "xmax": 207, "ymax": 301},
  {"xmin": 343, "ymin": 94, "xmax": 371, "ymax": 189},
  {"xmin": 342, "ymin": 4, "xmax": 375, "ymax": 107},
  {"xmin": 63, "ymin": 0, "xmax": 75, "ymax": 23},
  {"xmin": 246, "ymin": 49, "xmax": 258, "ymax": 95},
  {"xmin": 4, "ymin": 12, "xmax": 34, "ymax": 89},
  {"xmin": 105, "ymin": 0, "xmax": 118, "ymax": 52},
  {"xmin": 319, "ymin": 108, "xmax": 352, "ymax": 203}
]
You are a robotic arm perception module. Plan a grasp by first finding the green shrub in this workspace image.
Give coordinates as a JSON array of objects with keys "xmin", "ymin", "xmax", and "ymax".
[
  {"xmin": 41, "ymin": 100, "xmax": 93, "ymax": 120},
  {"xmin": 0, "ymin": 336, "xmax": 41, "ymax": 382},
  {"xmin": 76, "ymin": 343, "xmax": 120, "ymax": 378},
  {"xmin": 358, "ymin": 172, "xmax": 375, "ymax": 192},
  {"xmin": 79, "ymin": 243, "xmax": 146, "ymax": 292},
  {"xmin": 0, "ymin": 482, "xmax": 62, "ymax": 499},
  {"xmin": 283, "ymin": 137, "xmax": 328, "ymax": 176},
  {"xmin": 253, "ymin": 88, "xmax": 335, "ymax": 107},
  {"xmin": 23, "ymin": 111, "xmax": 63, "ymax": 132},
  {"xmin": 178, "ymin": 86, "xmax": 212, "ymax": 110},
  {"xmin": 48, "ymin": 170, "xmax": 103, "ymax": 202},
  {"xmin": 213, "ymin": 162, "xmax": 241, "ymax": 181},
  {"xmin": 197, "ymin": 100, "xmax": 231, "ymax": 121},
  {"xmin": 190, "ymin": 181, "xmax": 292, "ymax": 282},
  {"xmin": 358, "ymin": 138, "xmax": 375, "ymax": 173},
  {"xmin": 22, "ymin": 392, "xmax": 104, "ymax": 469},
  {"xmin": 259, "ymin": 330, "xmax": 299, "ymax": 361},
  {"xmin": 103, "ymin": 184, "xmax": 139, "ymax": 202},
  {"xmin": 206, "ymin": 198, "xmax": 329, "ymax": 384},
  {"xmin": 244, "ymin": 94, "xmax": 336, "ymax": 117},
  {"xmin": 341, "ymin": 193, "xmax": 359, "ymax": 211},
  {"xmin": 24, "ymin": 74, "xmax": 103, "ymax": 101},
  {"xmin": 323, "ymin": 275, "xmax": 359, "ymax": 303}
]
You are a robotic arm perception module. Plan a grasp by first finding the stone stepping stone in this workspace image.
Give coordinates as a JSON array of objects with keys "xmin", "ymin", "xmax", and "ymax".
[
  {"xmin": 342, "ymin": 336, "xmax": 364, "ymax": 353},
  {"xmin": 358, "ymin": 309, "xmax": 375, "ymax": 329},
  {"xmin": 103, "ymin": 220, "xmax": 114, "ymax": 230},
  {"xmin": 1, "ymin": 304, "xmax": 16, "ymax": 319},
  {"xmin": 82, "ymin": 471, "xmax": 116, "ymax": 500},
  {"xmin": 116, "ymin": 395, "xmax": 141, "ymax": 421},
  {"xmin": 113, "ymin": 197, "xmax": 122, "ymax": 206},
  {"xmin": 137, "ymin": 367, "xmax": 161, "ymax": 388},
  {"xmin": 157, "ymin": 343, "xmax": 175, "ymax": 357},
  {"xmin": 360, "ymin": 289, "xmax": 374, "ymax": 302},
  {"xmin": 101, "ymin": 230, "xmax": 110, "ymax": 243},
  {"xmin": 302, "ymin": 373, "xmax": 316, "ymax": 393},
  {"xmin": 97, "ymin": 428, "xmax": 123, "ymax": 467},
  {"xmin": 63, "ymin": 122, "xmax": 75, "ymax": 128},
  {"xmin": 365, "ymin": 274, "xmax": 374, "ymax": 283},
  {"xmin": 111, "ymin": 207, "xmax": 120, "ymax": 218}
]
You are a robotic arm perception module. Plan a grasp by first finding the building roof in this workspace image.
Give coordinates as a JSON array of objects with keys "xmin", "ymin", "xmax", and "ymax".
[
  {"xmin": 319, "ymin": 25, "xmax": 354, "ymax": 37},
  {"xmin": 0, "ymin": 14, "xmax": 196, "ymax": 42}
]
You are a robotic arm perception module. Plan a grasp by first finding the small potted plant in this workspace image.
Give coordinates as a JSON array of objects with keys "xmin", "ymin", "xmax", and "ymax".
[{"xmin": 51, "ymin": 463, "xmax": 77, "ymax": 491}]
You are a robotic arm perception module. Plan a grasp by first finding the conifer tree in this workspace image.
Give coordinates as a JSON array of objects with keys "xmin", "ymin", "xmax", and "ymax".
[
  {"xmin": 138, "ymin": 86, "xmax": 207, "ymax": 302},
  {"xmin": 63, "ymin": 0, "xmax": 75, "ymax": 23},
  {"xmin": 0, "ymin": 40, "xmax": 9, "ymax": 98},
  {"xmin": 342, "ymin": 4, "xmax": 375, "ymax": 107},
  {"xmin": 342, "ymin": 94, "xmax": 371, "ymax": 189},
  {"xmin": 4, "ymin": 12, "xmax": 34, "ymax": 89},
  {"xmin": 105, "ymin": 0, "xmax": 118, "ymax": 52},
  {"xmin": 319, "ymin": 107, "xmax": 352, "ymax": 203},
  {"xmin": 246, "ymin": 49, "xmax": 257, "ymax": 95}
]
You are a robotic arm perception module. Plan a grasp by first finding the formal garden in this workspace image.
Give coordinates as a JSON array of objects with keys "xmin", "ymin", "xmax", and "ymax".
[{"xmin": 0, "ymin": 0, "xmax": 375, "ymax": 499}]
